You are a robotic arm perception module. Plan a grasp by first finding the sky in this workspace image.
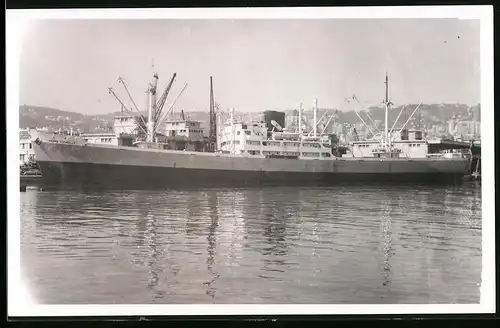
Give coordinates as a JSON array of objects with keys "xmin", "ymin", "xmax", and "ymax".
[{"xmin": 19, "ymin": 18, "xmax": 480, "ymax": 115}]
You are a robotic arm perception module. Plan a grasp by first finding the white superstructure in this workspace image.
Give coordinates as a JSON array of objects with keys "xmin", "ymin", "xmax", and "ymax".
[
  {"xmin": 218, "ymin": 120, "xmax": 334, "ymax": 159},
  {"xmin": 163, "ymin": 120, "xmax": 205, "ymax": 141}
]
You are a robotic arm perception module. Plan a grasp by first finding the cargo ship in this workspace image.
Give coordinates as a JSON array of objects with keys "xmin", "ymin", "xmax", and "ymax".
[{"xmin": 30, "ymin": 72, "xmax": 472, "ymax": 189}]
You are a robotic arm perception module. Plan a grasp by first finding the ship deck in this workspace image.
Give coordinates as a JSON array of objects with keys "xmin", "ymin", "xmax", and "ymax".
[{"xmin": 81, "ymin": 142, "xmax": 468, "ymax": 162}]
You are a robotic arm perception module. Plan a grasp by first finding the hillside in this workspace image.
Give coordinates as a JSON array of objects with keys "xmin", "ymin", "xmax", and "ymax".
[
  {"xmin": 338, "ymin": 103, "xmax": 479, "ymax": 129},
  {"xmin": 19, "ymin": 105, "xmax": 114, "ymax": 133},
  {"xmin": 19, "ymin": 103, "xmax": 480, "ymax": 134}
]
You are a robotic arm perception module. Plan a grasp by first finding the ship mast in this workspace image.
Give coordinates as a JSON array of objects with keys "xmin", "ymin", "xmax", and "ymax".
[
  {"xmin": 230, "ymin": 108, "xmax": 235, "ymax": 153},
  {"xmin": 313, "ymin": 99, "xmax": 318, "ymax": 137},
  {"xmin": 383, "ymin": 72, "xmax": 391, "ymax": 149},
  {"xmin": 298, "ymin": 101, "xmax": 303, "ymax": 137},
  {"xmin": 147, "ymin": 73, "xmax": 159, "ymax": 143},
  {"xmin": 209, "ymin": 76, "xmax": 217, "ymax": 152},
  {"xmin": 217, "ymin": 109, "xmax": 222, "ymax": 150}
]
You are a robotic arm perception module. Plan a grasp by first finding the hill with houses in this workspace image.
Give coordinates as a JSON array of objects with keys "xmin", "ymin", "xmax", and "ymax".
[{"xmin": 19, "ymin": 103, "xmax": 480, "ymax": 136}]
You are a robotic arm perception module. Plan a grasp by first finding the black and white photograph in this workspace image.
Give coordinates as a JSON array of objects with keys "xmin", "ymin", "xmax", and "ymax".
[{"xmin": 7, "ymin": 6, "xmax": 494, "ymax": 317}]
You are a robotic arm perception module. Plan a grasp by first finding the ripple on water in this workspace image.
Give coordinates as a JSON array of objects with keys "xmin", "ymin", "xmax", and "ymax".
[{"xmin": 19, "ymin": 183, "xmax": 482, "ymax": 304}]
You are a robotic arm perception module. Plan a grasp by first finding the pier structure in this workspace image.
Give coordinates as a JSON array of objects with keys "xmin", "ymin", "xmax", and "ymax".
[{"xmin": 427, "ymin": 139, "xmax": 481, "ymax": 177}]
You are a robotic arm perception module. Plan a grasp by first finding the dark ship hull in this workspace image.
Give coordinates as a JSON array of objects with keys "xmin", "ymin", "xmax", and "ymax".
[{"xmin": 32, "ymin": 139, "xmax": 471, "ymax": 190}]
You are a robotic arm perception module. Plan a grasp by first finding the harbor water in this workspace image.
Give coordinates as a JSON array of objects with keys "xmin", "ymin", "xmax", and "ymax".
[{"xmin": 20, "ymin": 182, "xmax": 482, "ymax": 304}]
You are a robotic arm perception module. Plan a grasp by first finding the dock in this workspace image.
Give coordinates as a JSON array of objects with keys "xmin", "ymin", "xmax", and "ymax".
[
  {"xmin": 470, "ymin": 157, "xmax": 481, "ymax": 180},
  {"xmin": 20, "ymin": 173, "xmax": 44, "ymax": 190},
  {"xmin": 428, "ymin": 139, "xmax": 481, "ymax": 179}
]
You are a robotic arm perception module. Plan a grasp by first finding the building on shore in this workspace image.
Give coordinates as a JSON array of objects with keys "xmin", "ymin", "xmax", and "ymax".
[
  {"xmin": 19, "ymin": 129, "xmax": 35, "ymax": 165},
  {"xmin": 20, "ymin": 127, "xmax": 50, "ymax": 165}
]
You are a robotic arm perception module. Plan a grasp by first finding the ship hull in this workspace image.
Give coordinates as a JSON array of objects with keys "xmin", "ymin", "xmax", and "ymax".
[
  {"xmin": 37, "ymin": 160, "xmax": 466, "ymax": 189},
  {"xmin": 32, "ymin": 140, "xmax": 471, "ymax": 189}
]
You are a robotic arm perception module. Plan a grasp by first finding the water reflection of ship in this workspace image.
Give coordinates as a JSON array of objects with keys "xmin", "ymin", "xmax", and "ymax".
[
  {"xmin": 32, "ymin": 191, "xmax": 116, "ymax": 227},
  {"xmin": 379, "ymin": 195, "xmax": 393, "ymax": 290},
  {"xmin": 222, "ymin": 191, "xmax": 246, "ymax": 263},
  {"xmin": 445, "ymin": 185, "xmax": 482, "ymax": 229},
  {"xmin": 260, "ymin": 190, "xmax": 289, "ymax": 258},
  {"xmin": 203, "ymin": 191, "xmax": 220, "ymax": 300},
  {"xmin": 443, "ymin": 187, "xmax": 455, "ymax": 217},
  {"xmin": 133, "ymin": 193, "xmax": 166, "ymax": 302},
  {"xmin": 144, "ymin": 213, "xmax": 166, "ymax": 301},
  {"xmin": 185, "ymin": 192, "xmax": 206, "ymax": 236},
  {"xmin": 256, "ymin": 188, "xmax": 305, "ymax": 275}
]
